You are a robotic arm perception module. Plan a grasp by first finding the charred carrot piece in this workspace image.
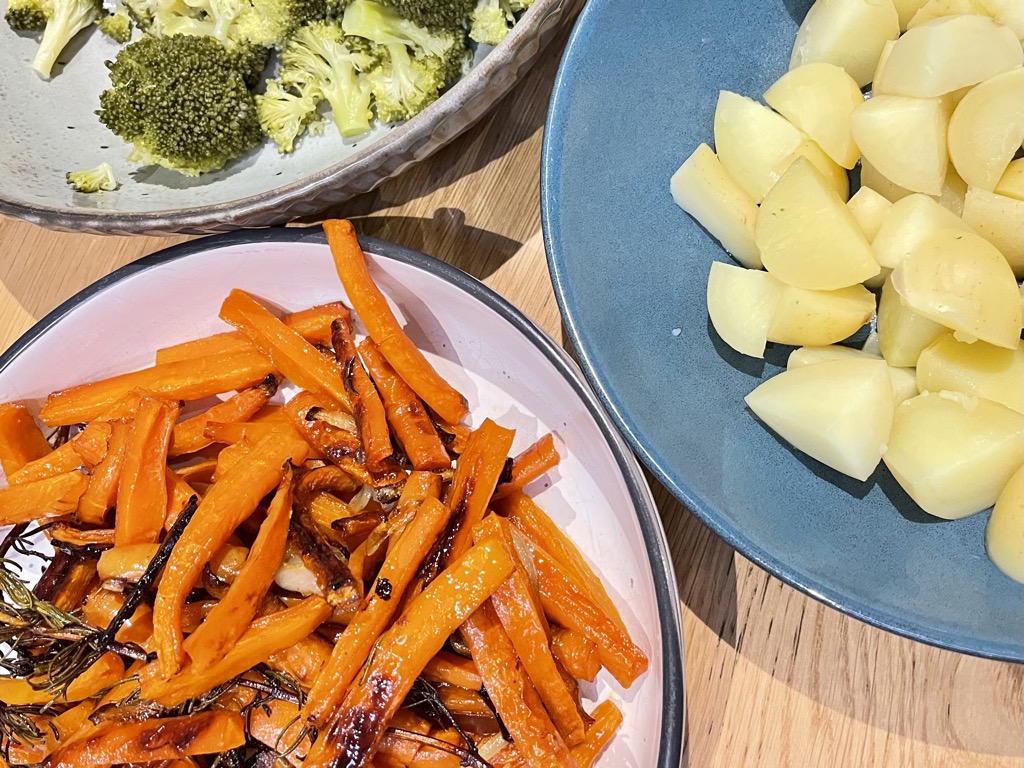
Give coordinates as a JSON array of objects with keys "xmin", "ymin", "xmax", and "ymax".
[
  {"xmin": 185, "ymin": 469, "xmax": 293, "ymax": 670},
  {"xmin": 494, "ymin": 433, "xmax": 560, "ymax": 499},
  {"xmin": 462, "ymin": 605, "xmax": 578, "ymax": 768},
  {"xmin": 0, "ymin": 403, "xmax": 52, "ymax": 476},
  {"xmin": 77, "ymin": 421, "xmax": 130, "ymax": 526},
  {"xmin": 220, "ymin": 289, "xmax": 351, "ymax": 411},
  {"xmin": 304, "ymin": 537, "xmax": 514, "ymax": 767},
  {"xmin": 551, "ymin": 627, "xmax": 601, "ymax": 683},
  {"xmin": 421, "ymin": 651, "xmax": 481, "ymax": 690},
  {"xmin": 115, "ymin": 397, "xmax": 179, "ymax": 546},
  {"xmin": 332, "ymin": 314, "xmax": 395, "ymax": 472},
  {"xmin": 0, "ymin": 470, "xmax": 88, "ymax": 526},
  {"xmin": 419, "ymin": 419, "xmax": 515, "ymax": 584},
  {"xmin": 374, "ymin": 710, "xmax": 433, "ymax": 767},
  {"xmin": 169, "ymin": 375, "xmax": 278, "ymax": 456},
  {"xmin": 39, "ymin": 351, "xmax": 276, "ymax": 427},
  {"xmin": 358, "ymin": 338, "xmax": 450, "ymax": 471},
  {"xmin": 6, "ymin": 421, "xmax": 109, "ymax": 486},
  {"xmin": 153, "ymin": 431, "xmax": 308, "ymax": 677},
  {"xmin": 302, "ymin": 496, "xmax": 452, "ymax": 727},
  {"xmin": 324, "ymin": 219, "xmax": 468, "ymax": 425},
  {"xmin": 47, "ymin": 711, "xmax": 246, "ymax": 767},
  {"xmin": 408, "ymin": 729, "xmax": 463, "ymax": 768}
]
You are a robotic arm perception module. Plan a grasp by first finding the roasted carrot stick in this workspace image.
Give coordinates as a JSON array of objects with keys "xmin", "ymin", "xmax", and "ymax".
[
  {"xmin": 0, "ymin": 403, "xmax": 52, "ymax": 476},
  {"xmin": 115, "ymin": 397, "xmax": 179, "ymax": 546},
  {"xmin": 156, "ymin": 301, "xmax": 350, "ymax": 365},
  {"xmin": 419, "ymin": 419, "xmax": 515, "ymax": 584},
  {"xmin": 220, "ymin": 289, "xmax": 351, "ymax": 411},
  {"xmin": 248, "ymin": 700, "xmax": 314, "ymax": 760},
  {"xmin": 68, "ymin": 422, "xmax": 113, "ymax": 467},
  {"xmin": 64, "ymin": 652, "xmax": 125, "ymax": 702},
  {"xmin": 494, "ymin": 433, "xmax": 560, "ymax": 499},
  {"xmin": 97, "ymin": 542, "xmax": 159, "ymax": 582},
  {"xmin": 165, "ymin": 469, "xmax": 200, "ymax": 528},
  {"xmin": 462, "ymin": 605, "xmax": 578, "ymax": 768},
  {"xmin": 5, "ymin": 700, "xmax": 95, "ymax": 765},
  {"xmin": 169, "ymin": 375, "xmax": 278, "ymax": 456},
  {"xmin": 266, "ymin": 629, "xmax": 333, "ymax": 688},
  {"xmin": 408, "ymin": 729, "xmax": 463, "ymax": 768},
  {"xmin": 174, "ymin": 459, "xmax": 217, "ymax": 486},
  {"xmin": 77, "ymin": 421, "xmax": 130, "ymax": 526},
  {"xmin": 421, "ymin": 651, "xmax": 482, "ymax": 690},
  {"xmin": 185, "ymin": 469, "xmax": 292, "ymax": 670},
  {"xmin": 551, "ymin": 628, "xmax": 601, "ymax": 683},
  {"xmin": 153, "ymin": 431, "xmax": 308, "ymax": 676},
  {"xmin": 304, "ymin": 537, "xmax": 514, "ymax": 767},
  {"xmin": 325, "ymin": 219, "xmax": 468, "ymax": 425},
  {"xmin": 0, "ymin": 677, "xmax": 55, "ymax": 705},
  {"xmin": 47, "ymin": 711, "xmax": 246, "ymax": 767},
  {"xmin": 0, "ymin": 470, "xmax": 88, "ymax": 526},
  {"xmin": 38, "ymin": 351, "xmax": 276, "ymax": 426},
  {"xmin": 5, "ymin": 421, "xmax": 109, "ymax": 486},
  {"xmin": 570, "ymin": 701, "xmax": 622, "ymax": 768},
  {"xmin": 374, "ymin": 711, "xmax": 433, "ymax": 767},
  {"xmin": 202, "ymin": 420, "xmax": 303, "ymax": 447},
  {"xmin": 358, "ymin": 338, "xmax": 450, "ymax": 471},
  {"xmin": 302, "ymin": 496, "xmax": 452, "ymax": 727}
]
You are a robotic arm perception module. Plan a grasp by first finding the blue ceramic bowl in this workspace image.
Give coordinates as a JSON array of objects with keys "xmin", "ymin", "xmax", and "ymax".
[{"xmin": 541, "ymin": 0, "xmax": 1024, "ymax": 660}]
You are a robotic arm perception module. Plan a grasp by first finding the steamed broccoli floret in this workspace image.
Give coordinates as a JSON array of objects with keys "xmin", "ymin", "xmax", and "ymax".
[
  {"xmin": 367, "ymin": 42, "xmax": 447, "ymax": 122},
  {"xmin": 98, "ymin": 3, "xmax": 132, "ymax": 40},
  {"xmin": 121, "ymin": 0, "xmax": 192, "ymax": 31},
  {"xmin": 256, "ymin": 79, "xmax": 324, "ymax": 151},
  {"xmin": 469, "ymin": 0, "xmax": 510, "ymax": 45},
  {"xmin": 341, "ymin": 0, "xmax": 456, "ymax": 58},
  {"xmin": 5, "ymin": 0, "xmax": 48, "ymax": 30},
  {"xmin": 224, "ymin": 39, "xmax": 270, "ymax": 86},
  {"xmin": 97, "ymin": 34, "xmax": 262, "ymax": 176},
  {"xmin": 368, "ymin": 0, "xmax": 473, "ymax": 29},
  {"xmin": 8, "ymin": 0, "xmax": 104, "ymax": 78},
  {"xmin": 144, "ymin": 0, "xmax": 325, "ymax": 47},
  {"xmin": 66, "ymin": 162, "xmax": 121, "ymax": 192}
]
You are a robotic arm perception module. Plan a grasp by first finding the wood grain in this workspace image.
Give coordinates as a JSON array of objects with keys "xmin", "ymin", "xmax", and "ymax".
[{"xmin": 0, "ymin": 23, "xmax": 1021, "ymax": 768}]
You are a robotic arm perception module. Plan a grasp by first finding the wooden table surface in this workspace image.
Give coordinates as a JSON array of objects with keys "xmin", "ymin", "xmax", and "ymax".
[{"xmin": 1, "ymin": 20, "xmax": 1022, "ymax": 768}]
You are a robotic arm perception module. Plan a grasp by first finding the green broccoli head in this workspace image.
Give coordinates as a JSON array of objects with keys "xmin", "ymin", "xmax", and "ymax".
[
  {"xmin": 135, "ymin": 0, "xmax": 325, "ymax": 47},
  {"xmin": 256, "ymin": 79, "xmax": 324, "ymax": 152},
  {"xmin": 469, "ymin": 0, "xmax": 511, "ymax": 46},
  {"xmin": 15, "ymin": 0, "xmax": 104, "ymax": 78},
  {"xmin": 224, "ymin": 39, "xmax": 270, "ymax": 87},
  {"xmin": 341, "ymin": 0, "xmax": 456, "ymax": 58},
  {"xmin": 66, "ymin": 162, "xmax": 121, "ymax": 192},
  {"xmin": 369, "ymin": 0, "xmax": 474, "ymax": 30},
  {"xmin": 98, "ymin": 4, "xmax": 132, "ymax": 41},
  {"xmin": 5, "ymin": 0, "xmax": 48, "ymax": 30},
  {"xmin": 233, "ymin": 0, "xmax": 327, "ymax": 46},
  {"xmin": 367, "ymin": 41, "xmax": 447, "ymax": 122},
  {"xmin": 97, "ymin": 34, "xmax": 262, "ymax": 176}
]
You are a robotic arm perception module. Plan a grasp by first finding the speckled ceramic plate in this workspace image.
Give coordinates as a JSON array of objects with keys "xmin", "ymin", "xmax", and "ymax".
[
  {"xmin": 0, "ymin": 228, "xmax": 685, "ymax": 764},
  {"xmin": 541, "ymin": 0, "xmax": 1024, "ymax": 660},
  {"xmin": 0, "ymin": 2, "xmax": 566, "ymax": 235}
]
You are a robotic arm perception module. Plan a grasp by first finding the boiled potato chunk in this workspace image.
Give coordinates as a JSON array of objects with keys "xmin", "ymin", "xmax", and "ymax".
[
  {"xmin": 671, "ymin": 144, "xmax": 762, "ymax": 268},
  {"xmin": 850, "ymin": 95, "xmax": 949, "ymax": 195},
  {"xmin": 860, "ymin": 156, "xmax": 913, "ymax": 202},
  {"xmin": 871, "ymin": 193, "xmax": 974, "ymax": 269},
  {"xmin": 706, "ymin": 262, "xmax": 783, "ymax": 358},
  {"xmin": 847, "ymin": 186, "xmax": 894, "ymax": 241},
  {"xmin": 961, "ymin": 187, "xmax": 1024, "ymax": 277},
  {"xmin": 917, "ymin": 333, "xmax": 1024, "ymax": 412},
  {"xmin": 995, "ymin": 158, "xmax": 1024, "ymax": 200},
  {"xmin": 874, "ymin": 14, "xmax": 1023, "ymax": 97},
  {"xmin": 980, "ymin": 0, "xmax": 1024, "ymax": 40},
  {"xmin": 745, "ymin": 357, "xmax": 895, "ymax": 481},
  {"xmin": 755, "ymin": 157, "xmax": 879, "ymax": 290},
  {"xmin": 768, "ymin": 283, "xmax": 876, "ymax": 346},
  {"xmin": 933, "ymin": 165, "xmax": 969, "ymax": 216},
  {"xmin": 947, "ymin": 67, "xmax": 1024, "ymax": 191},
  {"xmin": 771, "ymin": 139, "xmax": 850, "ymax": 201},
  {"xmin": 790, "ymin": 0, "xmax": 900, "ymax": 87},
  {"xmin": 891, "ymin": 228, "xmax": 1022, "ymax": 348},
  {"xmin": 893, "ymin": 0, "xmax": 930, "ymax": 28},
  {"xmin": 877, "ymin": 273, "xmax": 948, "ymax": 366},
  {"xmin": 907, "ymin": 0, "xmax": 992, "ymax": 28},
  {"xmin": 883, "ymin": 390, "xmax": 1024, "ymax": 518},
  {"xmin": 788, "ymin": 344, "xmax": 919, "ymax": 402},
  {"xmin": 714, "ymin": 91, "xmax": 804, "ymax": 203},
  {"xmin": 763, "ymin": 63, "xmax": 863, "ymax": 168},
  {"xmin": 986, "ymin": 465, "xmax": 1024, "ymax": 584}
]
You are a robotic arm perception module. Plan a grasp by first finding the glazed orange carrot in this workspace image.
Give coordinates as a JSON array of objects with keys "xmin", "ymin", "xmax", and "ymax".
[
  {"xmin": 165, "ymin": 469, "xmax": 199, "ymax": 527},
  {"xmin": 532, "ymin": 549, "xmax": 647, "ymax": 688},
  {"xmin": 97, "ymin": 543, "xmax": 159, "ymax": 582},
  {"xmin": 115, "ymin": 397, "xmax": 179, "ymax": 546},
  {"xmin": 324, "ymin": 219, "xmax": 468, "ymax": 425},
  {"xmin": 474, "ymin": 515, "xmax": 586, "ymax": 746},
  {"xmin": 302, "ymin": 496, "xmax": 452, "ymax": 727},
  {"xmin": 570, "ymin": 701, "xmax": 623, "ymax": 768},
  {"xmin": 220, "ymin": 289, "xmax": 351, "ymax": 411},
  {"xmin": 174, "ymin": 459, "xmax": 217, "ymax": 486},
  {"xmin": 0, "ymin": 677, "xmax": 55, "ymax": 705},
  {"xmin": 494, "ymin": 433, "xmax": 560, "ymax": 499},
  {"xmin": 169, "ymin": 375, "xmax": 278, "ymax": 456},
  {"xmin": 77, "ymin": 421, "xmax": 130, "ymax": 525},
  {"xmin": 92, "ymin": 389, "xmax": 146, "ymax": 421},
  {"xmin": 0, "ymin": 403, "xmax": 52, "ymax": 476},
  {"xmin": 153, "ymin": 431, "xmax": 308, "ymax": 677},
  {"xmin": 5, "ymin": 700, "xmax": 95, "ymax": 765},
  {"xmin": 248, "ymin": 700, "xmax": 314, "ymax": 760},
  {"xmin": 421, "ymin": 651, "xmax": 482, "ymax": 690},
  {"xmin": 68, "ymin": 422, "xmax": 113, "ymax": 467},
  {"xmin": 358, "ymin": 338, "xmax": 449, "ymax": 471},
  {"xmin": 185, "ymin": 470, "xmax": 293, "ymax": 670},
  {"xmin": 5, "ymin": 421, "xmax": 110, "ymax": 486},
  {"xmin": 332, "ymin": 313, "xmax": 394, "ymax": 471},
  {"xmin": 47, "ymin": 711, "xmax": 246, "ymax": 767},
  {"xmin": 408, "ymin": 729, "xmax": 463, "ymax": 768},
  {"xmin": 156, "ymin": 301, "xmax": 351, "ymax": 365},
  {"xmin": 551, "ymin": 628, "xmax": 601, "ymax": 683},
  {"xmin": 374, "ymin": 711, "xmax": 433, "ymax": 767},
  {"xmin": 202, "ymin": 420, "xmax": 304, "ymax": 447},
  {"xmin": 266, "ymin": 629, "xmax": 333, "ymax": 688},
  {"xmin": 419, "ymin": 419, "xmax": 515, "ymax": 584},
  {"xmin": 64, "ymin": 652, "xmax": 125, "ymax": 702},
  {"xmin": 0, "ymin": 470, "xmax": 88, "ymax": 526},
  {"xmin": 462, "ymin": 605, "xmax": 578, "ymax": 768},
  {"xmin": 304, "ymin": 537, "xmax": 514, "ymax": 767}
]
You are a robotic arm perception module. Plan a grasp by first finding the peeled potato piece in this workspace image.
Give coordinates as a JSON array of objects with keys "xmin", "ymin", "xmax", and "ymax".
[
  {"xmin": 847, "ymin": 186, "xmax": 893, "ymax": 241},
  {"xmin": 850, "ymin": 94, "xmax": 950, "ymax": 195},
  {"xmin": 877, "ymin": 273, "xmax": 948, "ymax": 366},
  {"xmin": 768, "ymin": 283, "xmax": 876, "ymax": 346},
  {"xmin": 714, "ymin": 91, "xmax": 805, "ymax": 204},
  {"xmin": 891, "ymin": 228, "xmax": 1022, "ymax": 349},
  {"xmin": 947, "ymin": 67, "xmax": 1024, "ymax": 191},
  {"xmin": 871, "ymin": 193, "xmax": 975, "ymax": 269},
  {"xmin": 917, "ymin": 333, "xmax": 1024, "ymax": 413},
  {"xmin": 789, "ymin": 0, "xmax": 900, "ymax": 87},
  {"xmin": 979, "ymin": 0, "xmax": 1024, "ymax": 40},
  {"xmin": 706, "ymin": 262, "xmax": 783, "ymax": 358},
  {"xmin": 671, "ymin": 144, "xmax": 762, "ymax": 268},
  {"xmin": 893, "ymin": 0, "xmax": 930, "ymax": 29},
  {"xmin": 771, "ymin": 139, "xmax": 850, "ymax": 201},
  {"xmin": 907, "ymin": 0, "xmax": 992, "ymax": 28},
  {"xmin": 995, "ymin": 158, "xmax": 1024, "ymax": 200},
  {"xmin": 745, "ymin": 357, "xmax": 895, "ymax": 481},
  {"xmin": 763, "ymin": 63, "xmax": 863, "ymax": 168},
  {"xmin": 860, "ymin": 156, "xmax": 913, "ymax": 203},
  {"xmin": 788, "ymin": 344, "xmax": 919, "ymax": 403},
  {"xmin": 755, "ymin": 157, "xmax": 879, "ymax": 290},
  {"xmin": 961, "ymin": 187, "xmax": 1024, "ymax": 277},
  {"xmin": 874, "ymin": 14, "xmax": 1023, "ymax": 97},
  {"xmin": 884, "ymin": 390, "xmax": 1024, "ymax": 519},
  {"xmin": 986, "ymin": 466, "xmax": 1024, "ymax": 584}
]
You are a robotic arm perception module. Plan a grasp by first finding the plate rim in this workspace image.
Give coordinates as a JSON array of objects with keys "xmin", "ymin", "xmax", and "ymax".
[
  {"xmin": 0, "ymin": 226, "xmax": 687, "ymax": 765},
  {"xmin": 539, "ymin": 0, "xmax": 1022, "ymax": 663}
]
